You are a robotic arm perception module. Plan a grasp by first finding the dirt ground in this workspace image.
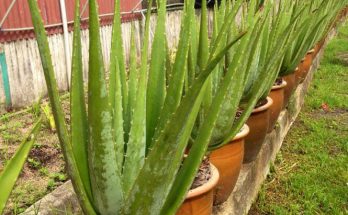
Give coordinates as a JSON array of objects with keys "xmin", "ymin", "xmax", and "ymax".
[{"xmin": 0, "ymin": 97, "xmax": 69, "ymax": 214}]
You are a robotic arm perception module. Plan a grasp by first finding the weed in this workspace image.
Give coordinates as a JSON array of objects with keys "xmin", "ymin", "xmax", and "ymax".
[{"xmin": 27, "ymin": 158, "xmax": 41, "ymax": 169}]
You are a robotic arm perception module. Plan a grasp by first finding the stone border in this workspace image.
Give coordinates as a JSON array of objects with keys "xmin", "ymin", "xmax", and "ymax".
[{"xmin": 22, "ymin": 26, "xmax": 339, "ymax": 215}]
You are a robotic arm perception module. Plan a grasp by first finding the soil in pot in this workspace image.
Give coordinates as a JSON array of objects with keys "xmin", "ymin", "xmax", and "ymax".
[
  {"xmin": 176, "ymin": 159, "xmax": 219, "ymax": 215},
  {"xmin": 244, "ymin": 97, "xmax": 273, "ymax": 163},
  {"xmin": 268, "ymin": 78, "xmax": 287, "ymax": 133},
  {"xmin": 282, "ymin": 72, "xmax": 296, "ymax": 109},
  {"xmin": 209, "ymin": 124, "xmax": 250, "ymax": 205}
]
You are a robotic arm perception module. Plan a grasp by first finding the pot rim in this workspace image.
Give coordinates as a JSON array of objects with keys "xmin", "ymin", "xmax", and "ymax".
[
  {"xmin": 232, "ymin": 124, "xmax": 250, "ymax": 141},
  {"xmin": 186, "ymin": 164, "xmax": 219, "ymax": 200},
  {"xmin": 252, "ymin": 96, "xmax": 273, "ymax": 114},
  {"xmin": 271, "ymin": 79, "xmax": 287, "ymax": 90}
]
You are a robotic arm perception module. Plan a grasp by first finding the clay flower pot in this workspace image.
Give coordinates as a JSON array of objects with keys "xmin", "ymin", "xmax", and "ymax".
[
  {"xmin": 210, "ymin": 125, "xmax": 250, "ymax": 204},
  {"xmin": 244, "ymin": 97, "xmax": 273, "ymax": 163},
  {"xmin": 177, "ymin": 164, "xmax": 219, "ymax": 215},
  {"xmin": 268, "ymin": 79, "xmax": 287, "ymax": 133},
  {"xmin": 314, "ymin": 39, "xmax": 325, "ymax": 58},
  {"xmin": 282, "ymin": 72, "xmax": 296, "ymax": 109},
  {"xmin": 297, "ymin": 49, "xmax": 315, "ymax": 84},
  {"xmin": 294, "ymin": 65, "xmax": 304, "ymax": 85}
]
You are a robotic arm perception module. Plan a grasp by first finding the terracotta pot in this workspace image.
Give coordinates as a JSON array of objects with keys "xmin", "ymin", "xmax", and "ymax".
[
  {"xmin": 313, "ymin": 37, "xmax": 326, "ymax": 57},
  {"xmin": 293, "ymin": 67, "xmax": 300, "ymax": 85},
  {"xmin": 268, "ymin": 80, "xmax": 287, "ymax": 133},
  {"xmin": 313, "ymin": 43, "xmax": 321, "ymax": 58},
  {"xmin": 244, "ymin": 97, "xmax": 273, "ymax": 163},
  {"xmin": 177, "ymin": 164, "xmax": 219, "ymax": 215},
  {"xmin": 210, "ymin": 125, "xmax": 250, "ymax": 204},
  {"xmin": 298, "ymin": 49, "xmax": 315, "ymax": 83},
  {"xmin": 282, "ymin": 72, "xmax": 296, "ymax": 109},
  {"xmin": 295, "ymin": 59, "xmax": 306, "ymax": 85}
]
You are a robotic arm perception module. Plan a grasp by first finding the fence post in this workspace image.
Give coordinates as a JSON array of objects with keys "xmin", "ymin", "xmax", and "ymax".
[
  {"xmin": 59, "ymin": 0, "xmax": 71, "ymax": 90},
  {"xmin": 0, "ymin": 44, "xmax": 12, "ymax": 109}
]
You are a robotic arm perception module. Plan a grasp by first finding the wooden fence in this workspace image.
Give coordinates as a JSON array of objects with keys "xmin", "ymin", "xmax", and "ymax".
[{"xmin": 0, "ymin": 10, "xmax": 183, "ymax": 109}]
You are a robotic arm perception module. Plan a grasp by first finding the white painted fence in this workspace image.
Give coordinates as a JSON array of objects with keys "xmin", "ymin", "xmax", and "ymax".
[{"xmin": 0, "ymin": 10, "xmax": 183, "ymax": 109}]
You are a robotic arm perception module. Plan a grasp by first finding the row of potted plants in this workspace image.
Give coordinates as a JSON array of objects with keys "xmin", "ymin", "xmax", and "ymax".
[
  {"xmin": 190, "ymin": 1, "xmax": 348, "ymax": 213},
  {"xmin": 1, "ymin": 0, "xmax": 347, "ymax": 214}
]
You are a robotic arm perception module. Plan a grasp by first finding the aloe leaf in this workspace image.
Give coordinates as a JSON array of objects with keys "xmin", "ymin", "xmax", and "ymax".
[
  {"xmin": 88, "ymin": 0, "xmax": 123, "ymax": 213},
  {"xmin": 187, "ymin": 14, "xmax": 198, "ymax": 87},
  {"xmin": 222, "ymin": 19, "xmax": 295, "ymax": 145},
  {"xmin": 122, "ymin": 29, "xmax": 245, "ymax": 215},
  {"xmin": 28, "ymin": 1, "xmax": 95, "ymax": 213},
  {"xmin": 154, "ymin": 2, "xmax": 194, "ymax": 131},
  {"xmin": 218, "ymin": 0, "xmax": 226, "ymax": 31},
  {"xmin": 199, "ymin": 0, "xmax": 213, "ymax": 124},
  {"xmin": 242, "ymin": 10, "xmax": 270, "ymax": 102},
  {"xmin": 127, "ymin": 23, "xmax": 138, "ymax": 139},
  {"xmin": 289, "ymin": 15, "xmax": 327, "ymax": 71},
  {"xmin": 165, "ymin": 41, "xmax": 173, "ymax": 87},
  {"xmin": 258, "ymin": 7, "xmax": 272, "ymax": 70},
  {"xmin": 211, "ymin": 15, "xmax": 266, "ymax": 146},
  {"xmin": 122, "ymin": 0, "xmax": 156, "ymax": 195},
  {"xmin": 209, "ymin": 0, "xmax": 243, "ymax": 59},
  {"xmin": 113, "ymin": 58, "xmax": 125, "ymax": 172},
  {"xmin": 70, "ymin": 0, "xmax": 92, "ymax": 201},
  {"xmin": 151, "ymin": 0, "xmax": 194, "ymax": 145},
  {"xmin": 121, "ymin": 2, "xmax": 199, "ymax": 214},
  {"xmin": 146, "ymin": 0, "xmax": 167, "ymax": 146},
  {"xmin": 163, "ymin": 30, "xmax": 250, "ymax": 213},
  {"xmin": 0, "ymin": 118, "xmax": 41, "ymax": 214},
  {"xmin": 197, "ymin": 0, "xmax": 209, "ymax": 71},
  {"xmin": 109, "ymin": 0, "xmax": 128, "ymax": 141}
]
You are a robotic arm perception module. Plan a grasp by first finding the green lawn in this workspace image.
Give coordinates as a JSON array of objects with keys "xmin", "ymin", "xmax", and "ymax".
[{"xmin": 250, "ymin": 22, "xmax": 348, "ymax": 214}]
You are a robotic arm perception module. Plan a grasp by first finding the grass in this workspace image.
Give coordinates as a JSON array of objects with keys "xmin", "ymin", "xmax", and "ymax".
[{"xmin": 250, "ymin": 22, "xmax": 348, "ymax": 214}]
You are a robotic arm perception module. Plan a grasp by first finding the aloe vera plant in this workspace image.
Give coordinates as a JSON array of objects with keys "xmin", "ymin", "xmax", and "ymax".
[
  {"xmin": 28, "ymin": 0, "xmax": 247, "ymax": 214},
  {"xmin": 0, "ymin": 118, "xmax": 41, "ymax": 214},
  {"xmin": 279, "ymin": 0, "xmax": 348, "ymax": 77},
  {"xmin": 185, "ymin": 0, "xmax": 297, "ymax": 151}
]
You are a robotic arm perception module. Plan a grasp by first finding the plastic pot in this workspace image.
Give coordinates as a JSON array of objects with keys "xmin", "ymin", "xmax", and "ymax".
[{"xmin": 210, "ymin": 125, "xmax": 250, "ymax": 204}]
